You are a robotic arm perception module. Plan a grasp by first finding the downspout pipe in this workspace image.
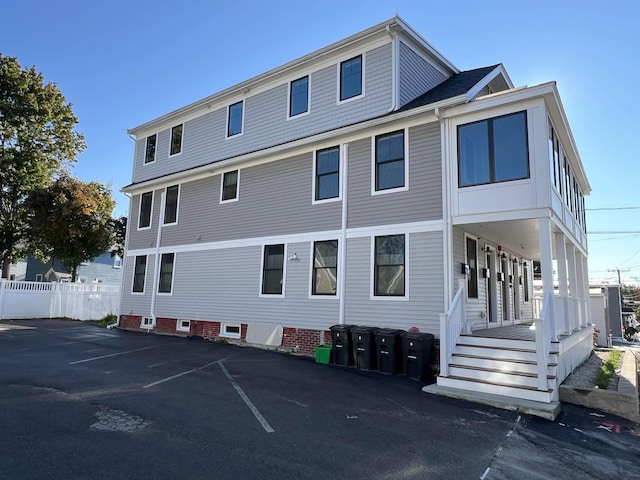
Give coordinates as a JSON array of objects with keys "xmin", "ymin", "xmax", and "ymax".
[
  {"xmin": 108, "ymin": 191, "xmax": 133, "ymax": 329},
  {"xmin": 149, "ymin": 191, "xmax": 166, "ymax": 329},
  {"xmin": 338, "ymin": 144, "xmax": 348, "ymax": 325}
]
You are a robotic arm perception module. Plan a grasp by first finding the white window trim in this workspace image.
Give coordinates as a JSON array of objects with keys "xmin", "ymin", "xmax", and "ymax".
[
  {"xmin": 35, "ymin": 274, "xmax": 43, "ymax": 282},
  {"xmin": 259, "ymin": 243, "xmax": 287, "ymax": 298},
  {"xmin": 371, "ymin": 128, "xmax": 409, "ymax": 196},
  {"xmin": 176, "ymin": 319, "xmax": 191, "ymax": 332},
  {"xmin": 162, "ymin": 185, "xmax": 180, "ymax": 226},
  {"xmin": 220, "ymin": 169, "xmax": 240, "ymax": 204},
  {"xmin": 287, "ymin": 75, "xmax": 311, "ymax": 120},
  {"xmin": 226, "ymin": 100, "xmax": 245, "ymax": 139},
  {"xmin": 168, "ymin": 124, "xmax": 184, "ymax": 158},
  {"xmin": 464, "ymin": 233, "xmax": 480, "ymax": 303},
  {"xmin": 311, "ymin": 146, "xmax": 342, "ymax": 205},
  {"xmin": 113, "ymin": 256, "xmax": 123, "ymax": 269},
  {"xmin": 221, "ymin": 323, "xmax": 242, "ymax": 339},
  {"xmin": 137, "ymin": 191, "xmax": 154, "ymax": 231},
  {"xmin": 131, "ymin": 255, "xmax": 148, "ymax": 295},
  {"xmin": 144, "ymin": 134, "xmax": 157, "ymax": 165},
  {"xmin": 9, "ymin": 274, "xmax": 16, "ymax": 281},
  {"xmin": 157, "ymin": 252, "xmax": 176, "ymax": 296},
  {"xmin": 308, "ymin": 240, "xmax": 340, "ymax": 299},
  {"xmin": 336, "ymin": 53, "xmax": 365, "ymax": 105},
  {"xmin": 370, "ymin": 234, "xmax": 409, "ymax": 301},
  {"xmin": 141, "ymin": 316, "xmax": 154, "ymax": 329}
]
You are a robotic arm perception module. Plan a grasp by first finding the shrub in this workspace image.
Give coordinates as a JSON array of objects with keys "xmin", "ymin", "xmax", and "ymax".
[
  {"xmin": 593, "ymin": 350, "xmax": 622, "ymax": 389},
  {"xmin": 97, "ymin": 314, "xmax": 117, "ymax": 328}
]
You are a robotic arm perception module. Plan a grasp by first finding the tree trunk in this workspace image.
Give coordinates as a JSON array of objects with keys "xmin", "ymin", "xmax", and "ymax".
[
  {"xmin": 71, "ymin": 266, "xmax": 77, "ymax": 283},
  {"xmin": 1, "ymin": 253, "xmax": 12, "ymax": 279}
]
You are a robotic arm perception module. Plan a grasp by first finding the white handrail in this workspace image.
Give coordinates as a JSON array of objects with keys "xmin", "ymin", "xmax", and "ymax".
[{"xmin": 439, "ymin": 279, "xmax": 466, "ymax": 377}]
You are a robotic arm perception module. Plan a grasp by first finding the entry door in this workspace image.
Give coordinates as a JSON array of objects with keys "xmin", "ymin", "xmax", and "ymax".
[
  {"xmin": 486, "ymin": 252, "xmax": 497, "ymax": 323},
  {"xmin": 501, "ymin": 258, "xmax": 510, "ymax": 323}
]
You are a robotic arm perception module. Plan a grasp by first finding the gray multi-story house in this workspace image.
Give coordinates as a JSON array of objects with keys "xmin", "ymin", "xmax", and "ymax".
[{"xmin": 119, "ymin": 16, "xmax": 593, "ymax": 418}]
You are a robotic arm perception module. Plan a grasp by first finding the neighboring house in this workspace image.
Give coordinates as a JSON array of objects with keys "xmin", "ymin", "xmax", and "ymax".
[
  {"xmin": 119, "ymin": 16, "xmax": 592, "ymax": 418},
  {"xmin": 24, "ymin": 253, "xmax": 124, "ymax": 284},
  {"xmin": 8, "ymin": 260, "xmax": 27, "ymax": 281},
  {"xmin": 589, "ymin": 285, "xmax": 622, "ymax": 346}
]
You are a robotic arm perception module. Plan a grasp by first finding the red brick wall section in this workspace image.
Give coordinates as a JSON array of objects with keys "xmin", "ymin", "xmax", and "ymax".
[
  {"xmin": 119, "ymin": 315, "xmax": 141, "ymax": 330},
  {"xmin": 282, "ymin": 327, "xmax": 330, "ymax": 355},
  {"xmin": 240, "ymin": 324, "xmax": 248, "ymax": 341},
  {"xmin": 155, "ymin": 317, "xmax": 176, "ymax": 334},
  {"xmin": 202, "ymin": 322, "xmax": 221, "ymax": 340},
  {"xmin": 192, "ymin": 320, "xmax": 204, "ymax": 337}
]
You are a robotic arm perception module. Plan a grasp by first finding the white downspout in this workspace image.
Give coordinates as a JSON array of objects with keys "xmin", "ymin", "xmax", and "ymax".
[
  {"xmin": 338, "ymin": 144, "xmax": 348, "ymax": 325},
  {"xmin": 149, "ymin": 191, "xmax": 166, "ymax": 329},
  {"xmin": 108, "ymin": 192, "xmax": 132, "ymax": 329}
]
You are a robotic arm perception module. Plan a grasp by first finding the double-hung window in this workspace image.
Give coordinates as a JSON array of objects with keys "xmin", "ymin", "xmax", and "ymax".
[
  {"xmin": 374, "ymin": 235, "xmax": 405, "ymax": 296},
  {"xmin": 261, "ymin": 244, "xmax": 284, "ymax": 295},
  {"xmin": 289, "ymin": 76, "xmax": 309, "ymax": 117},
  {"xmin": 375, "ymin": 130, "xmax": 406, "ymax": 192},
  {"xmin": 314, "ymin": 146, "xmax": 340, "ymax": 201},
  {"xmin": 227, "ymin": 101, "xmax": 243, "ymax": 137},
  {"xmin": 339, "ymin": 55, "xmax": 362, "ymax": 101},
  {"xmin": 158, "ymin": 253, "xmax": 175, "ymax": 294},
  {"xmin": 144, "ymin": 134, "xmax": 156, "ymax": 164},
  {"xmin": 458, "ymin": 111, "xmax": 529, "ymax": 187},
  {"xmin": 312, "ymin": 240, "xmax": 338, "ymax": 295},
  {"xmin": 221, "ymin": 170, "xmax": 239, "ymax": 202},
  {"xmin": 170, "ymin": 124, "xmax": 183, "ymax": 156},
  {"xmin": 163, "ymin": 185, "xmax": 179, "ymax": 225},
  {"xmin": 132, "ymin": 255, "xmax": 147, "ymax": 293},
  {"xmin": 138, "ymin": 192, "xmax": 153, "ymax": 229}
]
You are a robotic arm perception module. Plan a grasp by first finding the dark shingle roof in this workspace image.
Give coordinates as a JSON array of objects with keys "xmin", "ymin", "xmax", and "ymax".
[{"xmin": 398, "ymin": 65, "xmax": 499, "ymax": 112}]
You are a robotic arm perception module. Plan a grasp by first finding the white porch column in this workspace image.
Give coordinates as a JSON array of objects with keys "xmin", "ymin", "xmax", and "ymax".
[
  {"xmin": 566, "ymin": 242, "xmax": 578, "ymax": 332},
  {"xmin": 539, "ymin": 218, "xmax": 555, "ymax": 330},
  {"xmin": 576, "ymin": 252, "xmax": 588, "ymax": 328},
  {"xmin": 555, "ymin": 232, "xmax": 569, "ymax": 335}
]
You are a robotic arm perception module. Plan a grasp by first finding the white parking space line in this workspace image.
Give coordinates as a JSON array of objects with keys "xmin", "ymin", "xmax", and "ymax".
[
  {"xmin": 219, "ymin": 362, "xmax": 275, "ymax": 433},
  {"xmin": 147, "ymin": 362, "xmax": 167, "ymax": 368},
  {"xmin": 69, "ymin": 346, "xmax": 158, "ymax": 364},
  {"xmin": 82, "ymin": 348, "xmax": 105, "ymax": 353}
]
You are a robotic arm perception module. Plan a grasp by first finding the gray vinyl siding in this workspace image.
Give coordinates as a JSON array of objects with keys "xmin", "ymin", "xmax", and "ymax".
[
  {"xmin": 398, "ymin": 41, "xmax": 448, "ymax": 108},
  {"xmin": 344, "ymin": 232, "xmax": 444, "ymax": 334},
  {"xmin": 132, "ymin": 44, "xmax": 393, "ymax": 184},
  {"xmin": 128, "ymin": 190, "xmax": 161, "ymax": 250},
  {"xmin": 120, "ymin": 253, "xmax": 155, "ymax": 316},
  {"xmin": 159, "ymin": 153, "xmax": 341, "ymax": 247},
  {"xmin": 154, "ymin": 244, "xmax": 339, "ymax": 329},
  {"xmin": 347, "ymin": 122, "xmax": 442, "ymax": 229}
]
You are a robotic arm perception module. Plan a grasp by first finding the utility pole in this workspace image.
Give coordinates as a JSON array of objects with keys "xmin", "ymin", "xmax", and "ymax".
[{"xmin": 608, "ymin": 268, "xmax": 630, "ymax": 285}]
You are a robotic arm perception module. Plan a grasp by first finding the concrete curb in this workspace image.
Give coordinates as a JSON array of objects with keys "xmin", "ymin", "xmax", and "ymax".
[{"xmin": 559, "ymin": 349, "xmax": 639, "ymax": 423}]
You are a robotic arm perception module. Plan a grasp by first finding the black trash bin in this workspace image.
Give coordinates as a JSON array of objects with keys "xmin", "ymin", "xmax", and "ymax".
[
  {"xmin": 330, "ymin": 324, "xmax": 356, "ymax": 366},
  {"xmin": 401, "ymin": 331, "xmax": 434, "ymax": 381},
  {"xmin": 351, "ymin": 326, "xmax": 380, "ymax": 370},
  {"xmin": 375, "ymin": 328, "xmax": 405, "ymax": 374}
]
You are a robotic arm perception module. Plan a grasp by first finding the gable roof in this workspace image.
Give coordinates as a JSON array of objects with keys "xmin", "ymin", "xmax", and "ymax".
[{"xmin": 397, "ymin": 65, "xmax": 501, "ymax": 112}]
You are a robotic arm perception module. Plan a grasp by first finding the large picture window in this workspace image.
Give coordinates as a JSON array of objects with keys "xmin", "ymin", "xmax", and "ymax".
[
  {"xmin": 138, "ymin": 192, "xmax": 153, "ymax": 229},
  {"xmin": 262, "ymin": 244, "xmax": 284, "ymax": 295},
  {"xmin": 158, "ymin": 253, "xmax": 175, "ymax": 294},
  {"xmin": 312, "ymin": 240, "xmax": 338, "ymax": 295},
  {"xmin": 132, "ymin": 255, "xmax": 147, "ymax": 293},
  {"xmin": 315, "ymin": 147, "xmax": 340, "ymax": 201},
  {"xmin": 374, "ymin": 235, "xmax": 405, "ymax": 296},
  {"xmin": 458, "ymin": 111, "xmax": 529, "ymax": 187},
  {"xmin": 163, "ymin": 185, "xmax": 179, "ymax": 225},
  {"xmin": 375, "ymin": 130, "xmax": 405, "ymax": 191},
  {"xmin": 339, "ymin": 55, "xmax": 362, "ymax": 101}
]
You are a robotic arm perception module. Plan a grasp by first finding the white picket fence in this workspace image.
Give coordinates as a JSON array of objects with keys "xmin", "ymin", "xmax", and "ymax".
[{"xmin": 0, "ymin": 280, "xmax": 121, "ymax": 321}]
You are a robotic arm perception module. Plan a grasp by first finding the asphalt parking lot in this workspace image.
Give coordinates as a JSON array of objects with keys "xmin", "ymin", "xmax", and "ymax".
[{"xmin": 1, "ymin": 319, "xmax": 639, "ymax": 480}]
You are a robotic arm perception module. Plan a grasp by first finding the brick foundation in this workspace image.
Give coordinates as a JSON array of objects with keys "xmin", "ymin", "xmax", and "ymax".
[{"xmin": 282, "ymin": 327, "xmax": 330, "ymax": 355}]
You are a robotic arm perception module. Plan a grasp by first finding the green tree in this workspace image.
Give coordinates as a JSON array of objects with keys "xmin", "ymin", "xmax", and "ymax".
[
  {"xmin": 0, "ymin": 54, "xmax": 85, "ymax": 278},
  {"xmin": 26, "ymin": 176, "xmax": 115, "ymax": 282},
  {"xmin": 109, "ymin": 216, "xmax": 127, "ymax": 259}
]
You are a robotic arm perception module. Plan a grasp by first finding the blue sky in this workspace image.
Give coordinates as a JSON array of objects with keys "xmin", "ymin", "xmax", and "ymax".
[{"xmin": 2, "ymin": 0, "xmax": 639, "ymax": 283}]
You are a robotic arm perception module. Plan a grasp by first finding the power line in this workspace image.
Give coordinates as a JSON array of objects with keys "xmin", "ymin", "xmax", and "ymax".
[{"xmin": 586, "ymin": 206, "xmax": 640, "ymax": 211}]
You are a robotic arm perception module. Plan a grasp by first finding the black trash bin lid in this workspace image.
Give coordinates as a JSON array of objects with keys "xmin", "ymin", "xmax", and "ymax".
[
  {"xmin": 401, "ymin": 331, "xmax": 434, "ymax": 341},
  {"xmin": 375, "ymin": 328, "xmax": 405, "ymax": 337}
]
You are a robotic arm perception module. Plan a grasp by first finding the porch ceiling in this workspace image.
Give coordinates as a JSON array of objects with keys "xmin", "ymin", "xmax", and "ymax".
[{"xmin": 460, "ymin": 219, "xmax": 548, "ymax": 260}]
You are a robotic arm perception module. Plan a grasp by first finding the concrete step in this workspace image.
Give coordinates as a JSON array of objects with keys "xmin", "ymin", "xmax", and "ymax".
[
  {"xmin": 453, "ymin": 344, "xmax": 559, "ymax": 364},
  {"xmin": 436, "ymin": 375, "xmax": 556, "ymax": 403}
]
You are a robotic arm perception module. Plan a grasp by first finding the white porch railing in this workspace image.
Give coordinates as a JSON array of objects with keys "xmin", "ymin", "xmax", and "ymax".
[
  {"xmin": 439, "ymin": 279, "xmax": 466, "ymax": 377},
  {"xmin": 0, "ymin": 280, "xmax": 121, "ymax": 321},
  {"xmin": 534, "ymin": 291, "xmax": 554, "ymax": 391}
]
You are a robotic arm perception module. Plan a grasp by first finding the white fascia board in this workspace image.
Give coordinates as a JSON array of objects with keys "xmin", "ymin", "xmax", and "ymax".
[
  {"xmin": 465, "ymin": 64, "xmax": 513, "ymax": 101},
  {"xmin": 122, "ymin": 94, "xmax": 466, "ymax": 195},
  {"xmin": 128, "ymin": 18, "xmax": 401, "ymax": 139},
  {"xmin": 394, "ymin": 15, "xmax": 459, "ymax": 74}
]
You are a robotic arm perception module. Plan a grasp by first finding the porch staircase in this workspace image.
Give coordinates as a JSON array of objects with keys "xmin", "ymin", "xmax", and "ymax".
[{"xmin": 425, "ymin": 331, "xmax": 562, "ymax": 420}]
